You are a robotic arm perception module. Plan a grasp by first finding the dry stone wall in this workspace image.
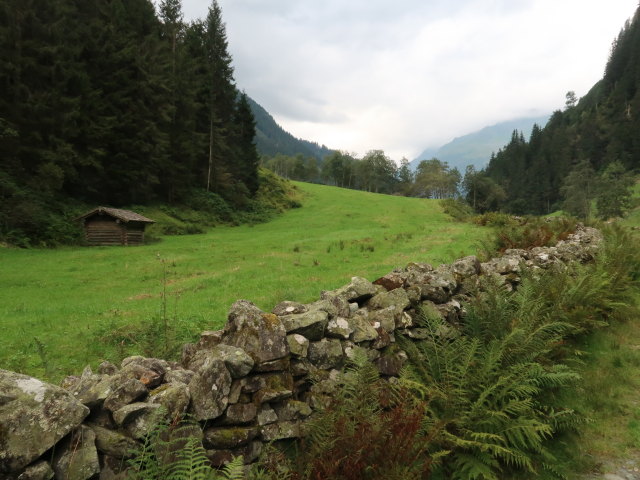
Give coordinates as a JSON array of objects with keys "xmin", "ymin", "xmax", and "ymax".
[{"xmin": 0, "ymin": 225, "xmax": 603, "ymax": 480}]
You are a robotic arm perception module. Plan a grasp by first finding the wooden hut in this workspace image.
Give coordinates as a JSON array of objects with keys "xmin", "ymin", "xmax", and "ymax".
[{"xmin": 75, "ymin": 207, "xmax": 155, "ymax": 246}]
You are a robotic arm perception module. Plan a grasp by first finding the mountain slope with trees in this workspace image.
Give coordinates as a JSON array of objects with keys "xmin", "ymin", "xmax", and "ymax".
[
  {"xmin": 472, "ymin": 6, "xmax": 640, "ymax": 216},
  {"xmin": 411, "ymin": 114, "xmax": 550, "ymax": 172},
  {"xmin": 247, "ymin": 96, "xmax": 334, "ymax": 160},
  {"xmin": 0, "ymin": 0, "xmax": 262, "ymax": 245}
]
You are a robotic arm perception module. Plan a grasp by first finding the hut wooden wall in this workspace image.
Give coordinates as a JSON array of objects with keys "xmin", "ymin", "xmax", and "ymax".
[{"xmin": 85, "ymin": 219, "xmax": 124, "ymax": 246}]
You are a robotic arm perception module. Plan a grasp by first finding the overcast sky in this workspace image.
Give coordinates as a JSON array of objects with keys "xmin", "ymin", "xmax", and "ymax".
[{"xmin": 180, "ymin": 0, "xmax": 638, "ymax": 160}]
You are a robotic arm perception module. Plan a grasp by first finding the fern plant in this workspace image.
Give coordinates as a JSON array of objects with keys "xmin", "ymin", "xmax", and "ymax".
[
  {"xmin": 127, "ymin": 420, "xmax": 245, "ymax": 480},
  {"xmin": 401, "ymin": 305, "xmax": 580, "ymax": 479},
  {"xmin": 250, "ymin": 349, "xmax": 433, "ymax": 480}
]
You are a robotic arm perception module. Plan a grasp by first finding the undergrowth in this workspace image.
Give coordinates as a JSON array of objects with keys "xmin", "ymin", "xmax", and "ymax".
[
  {"xmin": 250, "ymin": 351, "xmax": 434, "ymax": 480},
  {"xmin": 127, "ymin": 418, "xmax": 244, "ymax": 480}
]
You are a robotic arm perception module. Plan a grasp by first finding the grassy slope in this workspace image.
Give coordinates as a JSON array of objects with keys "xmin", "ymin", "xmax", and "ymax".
[
  {"xmin": 560, "ymin": 180, "xmax": 640, "ymax": 477},
  {"xmin": 0, "ymin": 182, "xmax": 486, "ymax": 382}
]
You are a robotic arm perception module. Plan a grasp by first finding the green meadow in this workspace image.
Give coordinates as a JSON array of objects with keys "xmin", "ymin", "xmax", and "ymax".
[{"xmin": 0, "ymin": 182, "xmax": 487, "ymax": 382}]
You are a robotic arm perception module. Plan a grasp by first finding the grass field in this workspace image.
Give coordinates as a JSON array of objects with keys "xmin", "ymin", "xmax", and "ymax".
[{"xmin": 0, "ymin": 182, "xmax": 487, "ymax": 382}]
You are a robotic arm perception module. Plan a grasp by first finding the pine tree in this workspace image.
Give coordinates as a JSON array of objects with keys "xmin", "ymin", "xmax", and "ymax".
[{"xmin": 233, "ymin": 92, "xmax": 260, "ymax": 195}]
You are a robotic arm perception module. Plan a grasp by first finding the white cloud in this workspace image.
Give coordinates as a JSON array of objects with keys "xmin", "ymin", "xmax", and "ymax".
[{"xmin": 182, "ymin": 0, "xmax": 637, "ymax": 160}]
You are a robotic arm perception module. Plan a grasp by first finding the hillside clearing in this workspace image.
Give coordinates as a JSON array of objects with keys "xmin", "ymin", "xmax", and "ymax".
[{"xmin": 0, "ymin": 182, "xmax": 487, "ymax": 381}]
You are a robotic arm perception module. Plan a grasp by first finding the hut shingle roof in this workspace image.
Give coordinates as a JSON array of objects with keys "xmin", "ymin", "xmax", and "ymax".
[{"xmin": 76, "ymin": 207, "xmax": 155, "ymax": 223}]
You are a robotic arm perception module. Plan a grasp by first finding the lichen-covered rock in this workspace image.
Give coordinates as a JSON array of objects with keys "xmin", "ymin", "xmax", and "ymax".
[
  {"xmin": 287, "ymin": 334, "xmax": 309, "ymax": 357},
  {"xmin": 350, "ymin": 312, "xmax": 378, "ymax": 343},
  {"xmin": 452, "ymin": 255, "xmax": 481, "ymax": 279},
  {"xmin": 16, "ymin": 460, "xmax": 53, "ymax": 480},
  {"xmin": 332, "ymin": 276, "xmax": 377, "ymax": 303},
  {"xmin": 253, "ymin": 372, "xmax": 294, "ymax": 404},
  {"xmin": 273, "ymin": 400, "xmax": 312, "ymax": 421},
  {"xmin": 307, "ymin": 338, "xmax": 344, "ymax": 370},
  {"xmin": 260, "ymin": 421, "xmax": 301, "ymax": 442},
  {"xmin": 52, "ymin": 425, "xmax": 100, "ymax": 480},
  {"xmin": 368, "ymin": 307, "xmax": 396, "ymax": 332},
  {"xmin": 88, "ymin": 424, "xmax": 139, "ymax": 459},
  {"xmin": 120, "ymin": 357, "xmax": 167, "ymax": 387},
  {"xmin": 257, "ymin": 405, "xmax": 278, "ymax": 426},
  {"xmin": 164, "ymin": 368, "xmax": 194, "ymax": 385},
  {"xmin": 373, "ymin": 271, "xmax": 407, "ymax": 291},
  {"xmin": 253, "ymin": 357, "xmax": 290, "ymax": 373},
  {"xmin": 368, "ymin": 288, "xmax": 410, "ymax": 312},
  {"xmin": 375, "ymin": 350, "xmax": 408, "ymax": 377},
  {"xmin": 326, "ymin": 317, "xmax": 354, "ymax": 339},
  {"xmin": 148, "ymin": 382, "xmax": 190, "ymax": 421},
  {"xmin": 204, "ymin": 426, "xmax": 259, "ymax": 449},
  {"xmin": 316, "ymin": 294, "xmax": 352, "ymax": 318},
  {"xmin": 188, "ymin": 355, "xmax": 232, "ymax": 421},
  {"xmin": 272, "ymin": 301, "xmax": 307, "ymax": 316},
  {"xmin": 0, "ymin": 370, "xmax": 90, "ymax": 473},
  {"xmin": 112, "ymin": 402, "xmax": 164, "ymax": 439},
  {"xmin": 210, "ymin": 345, "xmax": 254, "ymax": 378},
  {"xmin": 196, "ymin": 330, "xmax": 223, "ymax": 350},
  {"xmin": 221, "ymin": 403, "xmax": 257, "ymax": 425},
  {"xmin": 103, "ymin": 378, "xmax": 148, "ymax": 412},
  {"xmin": 97, "ymin": 361, "xmax": 119, "ymax": 376},
  {"xmin": 280, "ymin": 309, "xmax": 328, "ymax": 341},
  {"xmin": 222, "ymin": 300, "xmax": 289, "ymax": 364}
]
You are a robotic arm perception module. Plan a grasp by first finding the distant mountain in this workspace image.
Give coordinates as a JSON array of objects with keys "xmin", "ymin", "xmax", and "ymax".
[
  {"xmin": 411, "ymin": 115, "xmax": 551, "ymax": 171},
  {"xmin": 247, "ymin": 96, "xmax": 334, "ymax": 160}
]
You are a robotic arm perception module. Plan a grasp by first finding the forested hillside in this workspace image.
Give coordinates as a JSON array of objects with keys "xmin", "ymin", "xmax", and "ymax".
[
  {"xmin": 474, "ymin": 6, "xmax": 640, "ymax": 215},
  {"xmin": 248, "ymin": 96, "xmax": 334, "ymax": 160},
  {"xmin": 0, "ymin": 0, "xmax": 260, "ymax": 244}
]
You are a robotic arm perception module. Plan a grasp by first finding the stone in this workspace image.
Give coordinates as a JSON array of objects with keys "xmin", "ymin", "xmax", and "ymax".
[
  {"xmin": 16, "ymin": 461, "xmax": 54, "ymax": 480},
  {"xmin": 287, "ymin": 334, "xmax": 309, "ymax": 357},
  {"xmin": 368, "ymin": 288, "xmax": 410, "ymax": 312},
  {"xmin": 120, "ymin": 357, "xmax": 167, "ymax": 387},
  {"xmin": 330, "ymin": 276, "xmax": 377, "ymax": 303},
  {"xmin": 203, "ymin": 426, "xmax": 259, "ymax": 449},
  {"xmin": 187, "ymin": 354, "xmax": 232, "ymax": 421},
  {"xmin": 371, "ymin": 327, "xmax": 392, "ymax": 350},
  {"xmin": 252, "ymin": 373, "xmax": 294, "ymax": 404},
  {"xmin": 350, "ymin": 312, "xmax": 378, "ymax": 343},
  {"xmin": 260, "ymin": 421, "xmax": 301, "ymax": 441},
  {"xmin": 0, "ymin": 370, "xmax": 89, "ymax": 473},
  {"xmin": 280, "ymin": 309, "xmax": 328, "ymax": 341},
  {"xmin": 253, "ymin": 357, "xmax": 290, "ymax": 373},
  {"xmin": 196, "ymin": 330, "xmax": 223, "ymax": 350},
  {"xmin": 88, "ymin": 424, "xmax": 139, "ymax": 459},
  {"xmin": 112, "ymin": 402, "xmax": 164, "ymax": 439},
  {"xmin": 222, "ymin": 300, "xmax": 289, "ymax": 364},
  {"xmin": 211, "ymin": 345, "xmax": 254, "ymax": 378},
  {"xmin": 375, "ymin": 350, "xmax": 408, "ymax": 377},
  {"xmin": 307, "ymin": 338, "xmax": 344, "ymax": 370},
  {"xmin": 148, "ymin": 382, "xmax": 190, "ymax": 421},
  {"xmin": 452, "ymin": 255, "xmax": 481, "ymax": 279},
  {"xmin": 103, "ymin": 378, "xmax": 148, "ymax": 412},
  {"xmin": 52, "ymin": 425, "xmax": 100, "ymax": 480},
  {"xmin": 257, "ymin": 405, "xmax": 278, "ymax": 426},
  {"xmin": 326, "ymin": 317, "xmax": 354, "ymax": 339},
  {"xmin": 369, "ymin": 307, "xmax": 396, "ymax": 332},
  {"xmin": 273, "ymin": 400, "xmax": 312, "ymax": 421},
  {"xmin": 97, "ymin": 361, "xmax": 119, "ymax": 376},
  {"xmin": 164, "ymin": 369, "xmax": 194, "ymax": 385},
  {"xmin": 317, "ymin": 294, "xmax": 352, "ymax": 318},
  {"xmin": 221, "ymin": 403, "xmax": 258, "ymax": 425},
  {"xmin": 373, "ymin": 271, "xmax": 407, "ymax": 291},
  {"xmin": 272, "ymin": 301, "xmax": 308, "ymax": 316}
]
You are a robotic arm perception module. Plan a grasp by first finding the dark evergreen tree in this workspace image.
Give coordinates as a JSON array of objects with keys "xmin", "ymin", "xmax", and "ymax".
[{"xmin": 233, "ymin": 92, "xmax": 260, "ymax": 195}]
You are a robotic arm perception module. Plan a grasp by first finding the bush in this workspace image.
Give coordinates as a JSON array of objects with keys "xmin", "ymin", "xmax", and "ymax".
[{"xmin": 440, "ymin": 198, "xmax": 474, "ymax": 221}]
